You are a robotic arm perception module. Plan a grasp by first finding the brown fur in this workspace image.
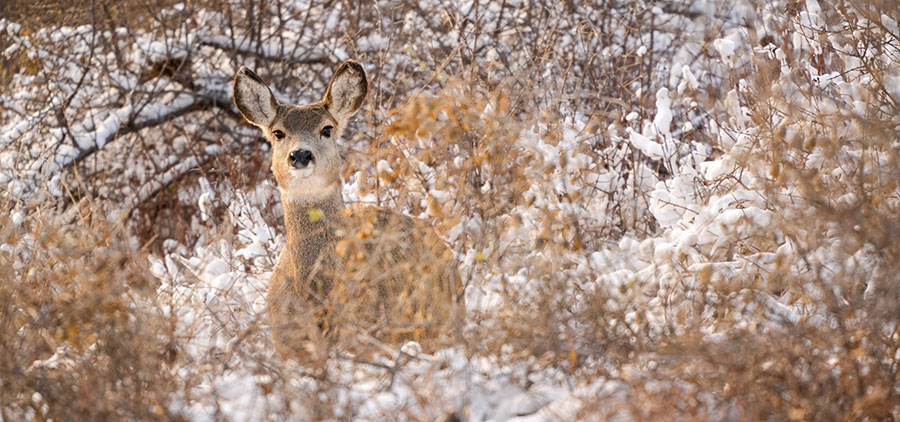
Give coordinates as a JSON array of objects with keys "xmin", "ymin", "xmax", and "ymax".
[{"xmin": 233, "ymin": 61, "xmax": 463, "ymax": 362}]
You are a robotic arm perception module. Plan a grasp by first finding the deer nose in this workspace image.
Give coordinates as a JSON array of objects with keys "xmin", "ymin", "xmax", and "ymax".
[{"xmin": 289, "ymin": 149, "xmax": 314, "ymax": 168}]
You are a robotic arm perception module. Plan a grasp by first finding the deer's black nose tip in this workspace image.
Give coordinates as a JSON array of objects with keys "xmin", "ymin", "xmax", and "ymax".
[{"xmin": 289, "ymin": 150, "xmax": 314, "ymax": 168}]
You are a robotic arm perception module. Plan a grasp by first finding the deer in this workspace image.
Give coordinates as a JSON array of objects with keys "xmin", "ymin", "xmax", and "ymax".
[{"xmin": 232, "ymin": 61, "xmax": 463, "ymax": 362}]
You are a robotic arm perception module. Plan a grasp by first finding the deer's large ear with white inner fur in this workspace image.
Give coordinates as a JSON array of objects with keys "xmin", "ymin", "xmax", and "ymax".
[
  {"xmin": 233, "ymin": 67, "xmax": 279, "ymax": 127},
  {"xmin": 323, "ymin": 60, "xmax": 367, "ymax": 122}
]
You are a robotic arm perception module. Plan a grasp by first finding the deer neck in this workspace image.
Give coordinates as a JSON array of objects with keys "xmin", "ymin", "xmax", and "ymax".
[{"xmin": 279, "ymin": 188, "xmax": 344, "ymax": 282}]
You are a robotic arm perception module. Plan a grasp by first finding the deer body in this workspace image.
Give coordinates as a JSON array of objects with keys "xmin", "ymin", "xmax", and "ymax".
[{"xmin": 233, "ymin": 61, "xmax": 461, "ymax": 361}]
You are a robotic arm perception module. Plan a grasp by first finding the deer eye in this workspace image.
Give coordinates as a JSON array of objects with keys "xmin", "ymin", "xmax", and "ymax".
[
  {"xmin": 273, "ymin": 130, "xmax": 285, "ymax": 140},
  {"xmin": 320, "ymin": 126, "xmax": 333, "ymax": 138}
]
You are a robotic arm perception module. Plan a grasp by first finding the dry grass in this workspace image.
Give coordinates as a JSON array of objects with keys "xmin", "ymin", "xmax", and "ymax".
[{"xmin": 0, "ymin": 214, "xmax": 181, "ymax": 421}]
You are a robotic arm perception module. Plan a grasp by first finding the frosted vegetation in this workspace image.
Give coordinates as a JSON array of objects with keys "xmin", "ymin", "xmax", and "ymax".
[{"xmin": 1, "ymin": 0, "xmax": 899, "ymax": 420}]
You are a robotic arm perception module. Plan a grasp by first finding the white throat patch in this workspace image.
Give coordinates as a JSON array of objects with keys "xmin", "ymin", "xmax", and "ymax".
[{"xmin": 279, "ymin": 169, "xmax": 339, "ymax": 203}]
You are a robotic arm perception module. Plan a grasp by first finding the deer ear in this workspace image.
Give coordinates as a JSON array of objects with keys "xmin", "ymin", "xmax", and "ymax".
[
  {"xmin": 233, "ymin": 67, "xmax": 279, "ymax": 127},
  {"xmin": 323, "ymin": 60, "xmax": 367, "ymax": 121}
]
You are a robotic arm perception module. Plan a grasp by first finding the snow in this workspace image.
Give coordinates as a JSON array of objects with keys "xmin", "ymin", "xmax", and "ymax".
[
  {"xmin": 625, "ymin": 127, "xmax": 665, "ymax": 160},
  {"xmin": 713, "ymin": 38, "xmax": 736, "ymax": 59},
  {"xmin": 680, "ymin": 64, "xmax": 700, "ymax": 90},
  {"xmin": 653, "ymin": 87, "xmax": 673, "ymax": 138}
]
